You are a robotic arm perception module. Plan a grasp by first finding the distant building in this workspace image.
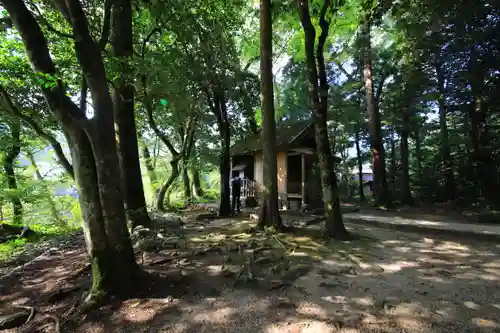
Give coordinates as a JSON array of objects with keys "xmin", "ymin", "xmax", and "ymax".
[
  {"xmin": 230, "ymin": 119, "xmax": 342, "ymax": 211},
  {"xmin": 350, "ymin": 164, "xmax": 373, "ymax": 197}
]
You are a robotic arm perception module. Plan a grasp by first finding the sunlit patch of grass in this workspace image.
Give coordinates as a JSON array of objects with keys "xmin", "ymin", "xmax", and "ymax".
[
  {"xmin": 0, "ymin": 222, "xmax": 78, "ymax": 261},
  {"xmin": 0, "ymin": 238, "xmax": 28, "ymax": 260}
]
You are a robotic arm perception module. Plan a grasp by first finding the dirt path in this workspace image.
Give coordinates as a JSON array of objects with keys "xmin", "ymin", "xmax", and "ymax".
[{"xmin": 1, "ymin": 217, "xmax": 500, "ymax": 333}]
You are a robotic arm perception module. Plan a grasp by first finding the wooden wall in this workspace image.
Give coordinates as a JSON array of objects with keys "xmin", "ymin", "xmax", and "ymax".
[
  {"xmin": 277, "ymin": 151, "xmax": 287, "ymax": 194},
  {"xmin": 252, "ymin": 151, "xmax": 288, "ymax": 196}
]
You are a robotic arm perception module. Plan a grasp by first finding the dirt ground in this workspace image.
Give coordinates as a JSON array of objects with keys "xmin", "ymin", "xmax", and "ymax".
[{"xmin": 1, "ymin": 212, "xmax": 500, "ymax": 333}]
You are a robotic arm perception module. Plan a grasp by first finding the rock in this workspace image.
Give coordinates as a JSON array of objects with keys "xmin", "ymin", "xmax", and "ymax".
[
  {"xmin": 135, "ymin": 237, "xmax": 161, "ymax": 252},
  {"xmin": 132, "ymin": 227, "xmax": 153, "ymax": 240},
  {"xmin": 0, "ymin": 307, "xmax": 33, "ymax": 330},
  {"xmin": 152, "ymin": 213, "xmax": 184, "ymax": 228},
  {"xmin": 391, "ymin": 302, "xmax": 427, "ymax": 317}
]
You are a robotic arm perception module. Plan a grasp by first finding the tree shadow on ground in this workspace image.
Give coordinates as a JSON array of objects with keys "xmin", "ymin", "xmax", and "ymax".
[{"xmin": 1, "ymin": 214, "xmax": 500, "ymax": 332}]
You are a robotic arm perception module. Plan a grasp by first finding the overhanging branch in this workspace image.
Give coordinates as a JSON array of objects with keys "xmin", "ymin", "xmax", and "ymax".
[{"xmin": 0, "ymin": 86, "xmax": 74, "ymax": 179}]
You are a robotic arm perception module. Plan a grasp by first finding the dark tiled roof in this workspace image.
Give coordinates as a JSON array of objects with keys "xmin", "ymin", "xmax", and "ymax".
[{"xmin": 230, "ymin": 118, "xmax": 314, "ymax": 156}]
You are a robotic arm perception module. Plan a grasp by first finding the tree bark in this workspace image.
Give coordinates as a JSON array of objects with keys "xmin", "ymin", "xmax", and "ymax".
[
  {"xmin": 435, "ymin": 60, "xmax": 455, "ymax": 200},
  {"xmin": 360, "ymin": 17, "xmax": 391, "ymax": 207},
  {"xmin": 192, "ymin": 167, "xmax": 204, "ymax": 197},
  {"xmin": 400, "ymin": 109, "xmax": 413, "ymax": 205},
  {"xmin": 2, "ymin": 0, "xmax": 140, "ymax": 302},
  {"xmin": 3, "ymin": 119, "xmax": 22, "ymax": 225},
  {"xmin": 63, "ymin": 0, "xmax": 138, "ymax": 280},
  {"xmin": 298, "ymin": 0, "xmax": 348, "ymax": 239},
  {"xmin": 111, "ymin": 0, "xmax": 150, "ymax": 229},
  {"xmin": 66, "ymin": 126, "xmax": 119, "ymax": 300},
  {"xmin": 182, "ymin": 166, "xmax": 191, "ymax": 201},
  {"xmin": 156, "ymin": 160, "xmax": 180, "ymax": 209},
  {"xmin": 218, "ymin": 108, "xmax": 232, "ymax": 217},
  {"xmin": 354, "ymin": 126, "xmax": 365, "ymax": 201},
  {"xmin": 257, "ymin": 0, "xmax": 285, "ymax": 231},
  {"xmin": 206, "ymin": 89, "xmax": 231, "ymax": 217},
  {"xmin": 414, "ymin": 127, "xmax": 422, "ymax": 185}
]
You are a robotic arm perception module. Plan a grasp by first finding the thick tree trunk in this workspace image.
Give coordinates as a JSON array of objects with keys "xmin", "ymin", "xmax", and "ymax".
[
  {"xmin": 354, "ymin": 126, "xmax": 365, "ymax": 201},
  {"xmin": 400, "ymin": 109, "xmax": 413, "ymax": 205},
  {"xmin": 3, "ymin": 0, "xmax": 140, "ymax": 303},
  {"xmin": 414, "ymin": 128, "xmax": 422, "ymax": 183},
  {"xmin": 218, "ymin": 120, "xmax": 232, "ymax": 217},
  {"xmin": 65, "ymin": 127, "xmax": 113, "ymax": 299},
  {"xmin": 182, "ymin": 166, "xmax": 191, "ymax": 201},
  {"xmin": 4, "ymin": 120, "xmax": 22, "ymax": 225},
  {"xmin": 469, "ymin": 95, "xmax": 494, "ymax": 202},
  {"xmin": 257, "ymin": 0, "xmax": 284, "ymax": 231},
  {"xmin": 298, "ymin": 0, "xmax": 348, "ymax": 239},
  {"xmin": 111, "ymin": 0, "xmax": 150, "ymax": 229},
  {"xmin": 192, "ymin": 168, "xmax": 204, "ymax": 197},
  {"xmin": 361, "ymin": 19, "xmax": 391, "ymax": 207},
  {"xmin": 435, "ymin": 62, "xmax": 455, "ymax": 200}
]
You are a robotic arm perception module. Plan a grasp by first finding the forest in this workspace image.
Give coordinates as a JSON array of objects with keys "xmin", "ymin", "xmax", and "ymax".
[{"xmin": 0, "ymin": 0, "xmax": 499, "ymax": 332}]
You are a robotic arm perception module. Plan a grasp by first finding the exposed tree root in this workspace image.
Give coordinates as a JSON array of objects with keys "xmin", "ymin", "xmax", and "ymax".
[{"xmin": 43, "ymin": 314, "xmax": 61, "ymax": 333}]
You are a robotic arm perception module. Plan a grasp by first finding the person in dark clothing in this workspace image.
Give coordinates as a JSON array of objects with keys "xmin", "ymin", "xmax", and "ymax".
[{"xmin": 231, "ymin": 176, "xmax": 242, "ymax": 215}]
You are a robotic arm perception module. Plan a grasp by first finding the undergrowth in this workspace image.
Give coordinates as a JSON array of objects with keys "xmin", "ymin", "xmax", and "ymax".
[{"xmin": 0, "ymin": 223, "xmax": 78, "ymax": 261}]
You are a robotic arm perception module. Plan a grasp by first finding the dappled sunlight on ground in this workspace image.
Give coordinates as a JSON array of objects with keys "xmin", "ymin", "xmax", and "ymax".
[{"xmin": 2, "ymin": 212, "xmax": 500, "ymax": 332}]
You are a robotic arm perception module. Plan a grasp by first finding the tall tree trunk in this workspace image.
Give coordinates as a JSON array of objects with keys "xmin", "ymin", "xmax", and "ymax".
[
  {"xmin": 218, "ymin": 108, "xmax": 232, "ymax": 217},
  {"xmin": 257, "ymin": 0, "xmax": 285, "ymax": 231},
  {"xmin": 4, "ymin": 120, "xmax": 22, "ymax": 225},
  {"xmin": 298, "ymin": 0, "xmax": 349, "ymax": 239},
  {"xmin": 354, "ymin": 126, "xmax": 365, "ymax": 201},
  {"xmin": 192, "ymin": 167, "xmax": 204, "ymax": 197},
  {"xmin": 157, "ymin": 160, "xmax": 180, "ymax": 210},
  {"xmin": 435, "ymin": 61, "xmax": 455, "ymax": 200},
  {"xmin": 2, "ymin": 0, "xmax": 140, "ymax": 303},
  {"xmin": 389, "ymin": 128, "xmax": 396, "ymax": 192},
  {"xmin": 66, "ymin": 127, "xmax": 122, "ymax": 301},
  {"xmin": 400, "ymin": 109, "xmax": 413, "ymax": 205},
  {"xmin": 182, "ymin": 166, "xmax": 191, "ymax": 201},
  {"xmin": 111, "ymin": 0, "xmax": 150, "ymax": 229},
  {"xmin": 140, "ymin": 143, "xmax": 156, "ymax": 183},
  {"xmin": 414, "ymin": 127, "xmax": 422, "ymax": 183},
  {"xmin": 72, "ymin": 8, "xmax": 139, "ymax": 285},
  {"xmin": 27, "ymin": 151, "xmax": 65, "ymax": 225},
  {"xmin": 467, "ymin": 103, "xmax": 481, "ymax": 197},
  {"xmin": 144, "ymin": 83, "xmax": 196, "ymax": 211},
  {"xmin": 361, "ymin": 18, "xmax": 391, "ymax": 207},
  {"xmin": 469, "ymin": 95, "xmax": 493, "ymax": 202},
  {"xmin": 205, "ymin": 90, "xmax": 232, "ymax": 217}
]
